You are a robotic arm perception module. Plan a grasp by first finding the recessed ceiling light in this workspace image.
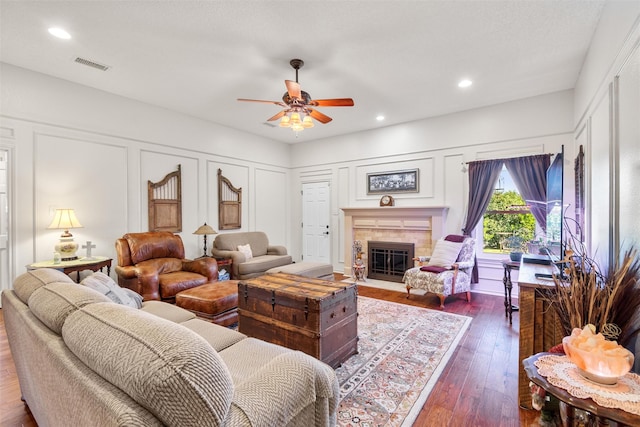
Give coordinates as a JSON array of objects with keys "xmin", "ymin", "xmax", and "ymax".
[
  {"xmin": 48, "ymin": 27, "xmax": 71, "ymax": 40},
  {"xmin": 458, "ymin": 79, "xmax": 473, "ymax": 88},
  {"xmin": 376, "ymin": 115, "xmax": 385, "ymax": 121}
]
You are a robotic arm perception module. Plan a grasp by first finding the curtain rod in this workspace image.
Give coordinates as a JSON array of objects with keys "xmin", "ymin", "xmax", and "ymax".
[{"xmin": 463, "ymin": 153, "xmax": 554, "ymax": 164}]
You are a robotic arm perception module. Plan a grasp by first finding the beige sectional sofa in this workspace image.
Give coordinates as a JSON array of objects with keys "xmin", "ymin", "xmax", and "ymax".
[
  {"xmin": 212, "ymin": 231, "xmax": 292, "ymax": 279},
  {"xmin": 2, "ymin": 269, "xmax": 339, "ymax": 426}
]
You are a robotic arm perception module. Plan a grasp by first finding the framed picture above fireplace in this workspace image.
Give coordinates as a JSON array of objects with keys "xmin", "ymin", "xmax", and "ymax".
[{"xmin": 367, "ymin": 169, "xmax": 419, "ymax": 194}]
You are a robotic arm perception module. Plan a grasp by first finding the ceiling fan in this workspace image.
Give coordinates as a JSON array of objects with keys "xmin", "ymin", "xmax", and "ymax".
[{"xmin": 237, "ymin": 59, "xmax": 354, "ymax": 131}]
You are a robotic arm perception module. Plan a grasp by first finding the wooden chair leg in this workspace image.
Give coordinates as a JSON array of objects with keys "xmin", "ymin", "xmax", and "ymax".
[
  {"xmin": 406, "ymin": 285, "xmax": 411, "ymax": 299},
  {"xmin": 438, "ymin": 295, "xmax": 445, "ymax": 308},
  {"xmin": 466, "ymin": 291, "xmax": 471, "ymax": 303}
]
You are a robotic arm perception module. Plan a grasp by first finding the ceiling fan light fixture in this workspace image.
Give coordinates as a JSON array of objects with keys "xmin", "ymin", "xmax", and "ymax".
[
  {"xmin": 279, "ymin": 115, "xmax": 291, "ymax": 127},
  {"xmin": 302, "ymin": 115, "xmax": 314, "ymax": 128},
  {"xmin": 237, "ymin": 58, "xmax": 354, "ymax": 133}
]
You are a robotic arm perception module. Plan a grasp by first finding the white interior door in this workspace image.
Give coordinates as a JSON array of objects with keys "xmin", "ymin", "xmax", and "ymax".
[
  {"xmin": 0, "ymin": 149, "xmax": 10, "ymax": 298},
  {"xmin": 302, "ymin": 182, "xmax": 330, "ymax": 263}
]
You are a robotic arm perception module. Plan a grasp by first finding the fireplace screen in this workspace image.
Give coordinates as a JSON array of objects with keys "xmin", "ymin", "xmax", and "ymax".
[{"xmin": 368, "ymin": 241, "xmax": 415, "ymax": 283}]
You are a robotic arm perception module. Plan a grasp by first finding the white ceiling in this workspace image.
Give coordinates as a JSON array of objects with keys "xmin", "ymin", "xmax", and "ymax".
[{"xmin": 0, "ymin": 0, "xmax": 606, "ymax": 144}]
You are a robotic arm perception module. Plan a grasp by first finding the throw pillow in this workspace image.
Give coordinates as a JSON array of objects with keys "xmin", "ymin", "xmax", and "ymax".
[
  {"xmin": 427, "ymin": 239, "xmax": 463, "ymax": 269},
  {"xmin": 81, "ymin": 272, "xmax": 142, "ymax": 308},
  {"xmin": 237, "ymin": 243, "xmax": 253, "ymax": 260},
  {"xmin": 420, "ymin": 265, "xmax": 448, "ymax": 273}
]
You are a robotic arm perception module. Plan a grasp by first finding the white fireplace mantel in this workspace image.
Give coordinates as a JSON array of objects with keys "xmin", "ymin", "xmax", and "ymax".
[{"xmin": 340, "ymin": 206, "xmax": 449, "ymax": 275}]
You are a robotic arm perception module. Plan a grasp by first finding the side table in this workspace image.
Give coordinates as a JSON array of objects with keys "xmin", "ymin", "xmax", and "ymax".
[
  {"xmin": 352, "ymin": 263, "xmax": 366, "ymax": 281},
  {"xmin": 523, "ymin": 353, "xmax": 640, "ymax": 426},
  {"xmin": 27, "ymin": 256, "xmax": 113, "ymax": 283},
  {"xmin": 213, "ymin": 257, "xmax": 233, "ymax": 280},
  {"xmin": 501, "ymin": 259, "xmax": 520, "ymax": 324}
]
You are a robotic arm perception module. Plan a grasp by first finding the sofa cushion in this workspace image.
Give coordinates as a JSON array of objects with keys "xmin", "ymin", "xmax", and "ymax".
[
  {"xmin": 29, "ymin": 282, "xmax": 112, "ymax": 334},
  {"xmin": 13, "ymin": 269, "xmax": 74, "ymax": 304},
  {"xmin": 140, "ymin": 300, "xmax": 196, "ymax": 323},
  {"xmin": 158, "ymin": 271, "xmax": 209, "ymax": 299},
  {"xmin": 181, "ymin": 318, "xmax": 246, "ymax": 352},
  {"xmin": 62, "ymin": 303, "xmax": 234, "ymax": 427},
  {"xmin": 124, "ymin": 231, "xmax": 185, "ymax": 264},
  {"xmin": 214, "ymin": 231, "xmax": 269, "ymax": 257},
  {"xmin": 237, "ymin": 254, "xmax": 293, "ymax": 276},
  {"xmin": 220, "ymin": 338, "xmax": 338, "ymax": 426},
  {"xmin": 135, "ymin": 257, "xmax": 184, "ymax": 275},
  {"xmin": 81, "ymin": 272, "xmax": 142, "ymax": 308}
]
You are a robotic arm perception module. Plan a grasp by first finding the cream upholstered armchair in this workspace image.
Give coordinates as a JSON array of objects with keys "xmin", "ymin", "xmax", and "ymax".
[{"xmin": 403, "ymin": 235, "xmax": 476, "ymax": 308}]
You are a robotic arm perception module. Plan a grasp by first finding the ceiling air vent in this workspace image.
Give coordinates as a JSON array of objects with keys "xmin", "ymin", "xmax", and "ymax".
[{"xmin": 74, "ymin": 57, "xmax": 110, "ymax": 71}]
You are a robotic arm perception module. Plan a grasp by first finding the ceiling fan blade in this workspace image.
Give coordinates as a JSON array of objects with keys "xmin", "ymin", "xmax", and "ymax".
[
  {"xmin": 266, "ymin": 111, "xmax": 286, "ymax": 121},
  {"xmin": 285, "ymin": 80, "xmax": 302, "ymax": 100},
  {"xmin": 308, "ymin": 108, "xmax": 333, "ymax": 124},
  {"xmin": 237, "ymin": 98, "xmax": 287, "ymax": 107},
  {"xmin": 309, "ymin": 98, "xmax": 355, "ymax": 107}
]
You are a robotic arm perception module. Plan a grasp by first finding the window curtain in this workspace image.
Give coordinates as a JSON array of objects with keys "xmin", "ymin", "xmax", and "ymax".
[
  {"xmin": 461, "ymin": 159, "xmax": 504, "ymax": 283},
  {"xmin": 503, "ymin": 154, "xmax": 551, "ymax": 232}
]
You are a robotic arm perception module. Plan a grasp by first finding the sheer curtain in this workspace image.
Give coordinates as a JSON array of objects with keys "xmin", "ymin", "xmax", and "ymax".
[
  {"xmin": 504, "ymin": 154, "xmax": 551, "ymax": 232},
  {"xmin": 461, "ymin": 159, "xmax": 504, "ymax": 283}
]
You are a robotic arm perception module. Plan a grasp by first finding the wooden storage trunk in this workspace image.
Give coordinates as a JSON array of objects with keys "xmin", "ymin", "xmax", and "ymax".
[{"xmin": 238, "ymin": 273, "xmax": 358, "ymax": 368}]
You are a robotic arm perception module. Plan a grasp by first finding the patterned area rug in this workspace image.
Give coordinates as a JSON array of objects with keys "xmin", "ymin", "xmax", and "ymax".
[
  {"xmin": 336, "ymin": 296, "xmax": 471, "ymax": 426},
  {"xmin": 341, "ymin": 278, "xmax": 427, "ymax": 295}
]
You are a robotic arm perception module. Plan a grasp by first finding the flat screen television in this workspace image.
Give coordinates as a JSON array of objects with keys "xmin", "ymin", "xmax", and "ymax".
[{"xmin": 545, "ymin": 146, "xmax": 564, "ymax": 259}]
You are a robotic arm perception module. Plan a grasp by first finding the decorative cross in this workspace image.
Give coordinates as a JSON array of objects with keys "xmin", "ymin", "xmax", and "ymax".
[{"xmin": 82, "ymin": 241, "xmax": 96, "ymax": 259}]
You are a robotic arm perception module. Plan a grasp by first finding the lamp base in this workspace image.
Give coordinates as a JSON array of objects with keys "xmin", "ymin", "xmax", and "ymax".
[{"xmin": 55, "ymin": 237, "xmax": 79, "ymax": 262}]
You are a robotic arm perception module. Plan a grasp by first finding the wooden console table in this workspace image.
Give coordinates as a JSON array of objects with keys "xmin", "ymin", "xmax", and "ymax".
[
  {"xmin": 27, "ymin": 256, "xmax": 113, "ymax": 283},
  {"xmin": 517, "ymin": 260, "xmax": 564, "ymax": 409}
]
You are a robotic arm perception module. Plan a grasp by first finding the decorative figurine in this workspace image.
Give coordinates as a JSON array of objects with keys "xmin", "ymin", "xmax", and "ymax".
[{"xmin": 82, "ymin": 241, "xmax": 96, "ymax": 259}]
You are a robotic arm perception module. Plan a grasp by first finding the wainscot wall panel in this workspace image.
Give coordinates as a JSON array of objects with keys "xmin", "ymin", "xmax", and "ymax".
[
  {"xmin": 254, "ymin": 167, "xmax": 288, "ymax": 249},
  {"xmin": 35, "ymin": 132, "xmax": 127, "ymax": 264}
]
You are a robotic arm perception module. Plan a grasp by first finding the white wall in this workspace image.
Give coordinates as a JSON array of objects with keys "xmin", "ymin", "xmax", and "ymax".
[
  {"xmin": 290, "ymin": 91, "xmax": 574, "ymax": 296},
  {"xmin": 0, "ymin": 63, "xmax": 291, "ymax": 290},
  {"xmin": 573, "ymin": 1, "xmax": 640, "ymax": 267},
  {"xmin": 3, "ymin": 0, "xmax": 638, "ymax": 299}
]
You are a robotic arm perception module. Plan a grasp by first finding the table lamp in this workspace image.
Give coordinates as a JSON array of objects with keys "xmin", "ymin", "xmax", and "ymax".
[
  {"xmin": 47, "ymin": 208, "xmax": 83, "ymax": 261},
  {"xmin": 193, "ymin": 222, "xmax": 217, "ymax": 257}
]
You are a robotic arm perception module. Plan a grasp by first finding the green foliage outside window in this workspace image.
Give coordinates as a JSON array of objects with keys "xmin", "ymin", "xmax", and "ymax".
[{"xmin": 483, "ymin": 190, "xmax": 535, "ymax": 251}]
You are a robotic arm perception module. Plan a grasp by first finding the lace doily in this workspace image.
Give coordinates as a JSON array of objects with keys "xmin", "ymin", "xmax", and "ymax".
[{"xmin": 535, "ymin": 355, "xmax": 640, "ymax": 416}]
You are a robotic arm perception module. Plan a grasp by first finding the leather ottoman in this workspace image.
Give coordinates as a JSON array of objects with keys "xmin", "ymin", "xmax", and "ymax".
[{"xmin": 175, "ymin": 281, "xmax": 239, "ymax": 326}]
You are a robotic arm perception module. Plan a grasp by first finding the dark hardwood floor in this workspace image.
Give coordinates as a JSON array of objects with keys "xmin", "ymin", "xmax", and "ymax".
[{"xmin": 0, "ymin": 277, "xmax": 541, "ymax": 426}]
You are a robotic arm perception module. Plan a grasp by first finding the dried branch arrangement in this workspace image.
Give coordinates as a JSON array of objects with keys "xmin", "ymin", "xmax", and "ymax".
[{"xmin": 549, "ymin": 220, "xmax": 640, "ymax": 346}]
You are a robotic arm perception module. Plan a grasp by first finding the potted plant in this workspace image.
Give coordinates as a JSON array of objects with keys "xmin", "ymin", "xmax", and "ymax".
[{"xmin": 503, "ymin": 233, "xmax": 529, "ymax": 262}]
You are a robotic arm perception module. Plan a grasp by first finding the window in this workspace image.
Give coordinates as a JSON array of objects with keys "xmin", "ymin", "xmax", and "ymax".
[{"xmin": 481, "ymin": 166, "xmax": 536, "ymax": 254}]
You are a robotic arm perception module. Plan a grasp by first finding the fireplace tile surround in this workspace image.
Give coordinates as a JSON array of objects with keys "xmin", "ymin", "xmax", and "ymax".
[{"xmin": 341, "ymin": 207, "xmax": 449, "ymax": 277}]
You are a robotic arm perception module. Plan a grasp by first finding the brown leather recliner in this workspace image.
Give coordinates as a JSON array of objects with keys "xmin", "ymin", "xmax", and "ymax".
[{"xmin": 115, "ymin": 231, "xmax": 218, "ymax": 302}]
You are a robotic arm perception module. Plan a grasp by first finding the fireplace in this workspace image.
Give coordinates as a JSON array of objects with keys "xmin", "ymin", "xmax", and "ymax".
[
  {"xmin": 340, "ymin": 206, "xmax": 448, "ymax": 278},
  {"xmin": 367, "ymin": 241, "xmax": 414, "ymax": 283}
]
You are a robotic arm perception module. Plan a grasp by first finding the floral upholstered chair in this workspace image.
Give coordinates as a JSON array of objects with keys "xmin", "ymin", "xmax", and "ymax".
[{"xmin": 403, "ymin": 235, "xmax": 476, "ymax": 308}]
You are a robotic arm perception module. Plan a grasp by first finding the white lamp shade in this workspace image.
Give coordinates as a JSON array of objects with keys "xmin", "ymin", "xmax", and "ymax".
[{"xmin": 48, "ymin": 209, "xmax": 83, "ymax": 232}]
